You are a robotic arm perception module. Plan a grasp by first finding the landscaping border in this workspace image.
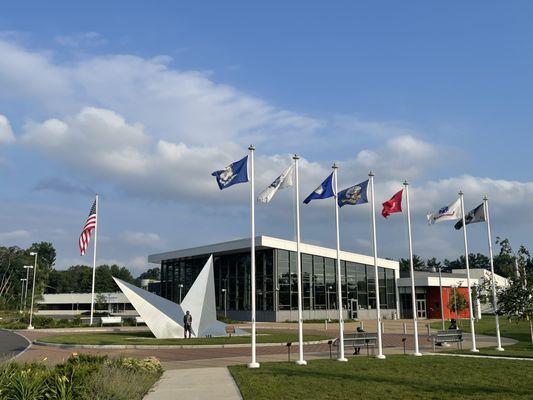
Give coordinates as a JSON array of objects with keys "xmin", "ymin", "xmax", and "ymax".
[{"xmin": 34, "ymin": 338, "xmax": 331, "ymax": 350}]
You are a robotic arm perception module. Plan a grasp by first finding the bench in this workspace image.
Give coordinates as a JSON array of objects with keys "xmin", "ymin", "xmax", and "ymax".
[
  {"xmin": 333, "ymin": 333, "xmax": 378, "ymax": 357},
  {"xmin": 100, "ymin": 316, "xmax": 122, "ymax": 326},
  {"xmin": 428, "ymin": 329, "xmax": 463, "ymax": 351},
  {"xmin": 135, "ymin": 316, "xmax": 145, "ymax": 326}
]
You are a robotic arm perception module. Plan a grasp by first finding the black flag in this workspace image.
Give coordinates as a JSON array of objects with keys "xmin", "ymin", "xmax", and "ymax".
[{"xmin": 454, "ymin": 203, "xmax": 486, "ymax": 230}]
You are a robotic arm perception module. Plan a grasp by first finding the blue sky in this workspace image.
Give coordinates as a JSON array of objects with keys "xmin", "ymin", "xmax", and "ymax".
[{"xmin": 0, "ymin": 1, "xmax": 532, "ymax": 274}]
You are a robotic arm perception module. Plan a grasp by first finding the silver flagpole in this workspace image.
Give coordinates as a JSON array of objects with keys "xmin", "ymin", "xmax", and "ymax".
[
  {"xmin": 370, "ymin": 171, "xmax": 385, "ymax": 359},
  {"xmin": 293, "ymin": 155, "xmax": 307, "ymax": 365},
  {"xmin": 248, "ymin": 145, "xmax": 260, "ymax": 368},
  {"xmin": 89, "ymin": 193, "xmax": 99, "ymax": 326},
  {"xmin": 403, "ymin": 181, "xmax": 422, "ymax": 356},
  {"xmin": 459, "ymin": 191, "xmax": 479, "ymax": 352},
  {"xmin": 483, "ymin": 196, "xmax": 504, "ymax": 351},
  {"xmin": 332, "ymin": 163, "xmax": 347, "ymax": 362}
]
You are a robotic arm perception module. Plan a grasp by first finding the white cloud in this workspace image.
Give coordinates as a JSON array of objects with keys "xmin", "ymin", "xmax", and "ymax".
[
  {"xmin": 0, "ymin": 229, "xmax": 31, "ymax": 243},
  {"xmin": 55, "ymin": 32, "xmax": 107, "ymax": 48},
  {"xmin": 353, "ymin": 135, "xmax": 440, "ymax": 180},
  {"xmin": 121, "ymin": 231, "xmax": 165, "ymax": 247},
  {"xmin": 0, "ymin": 115, "xmax": 15, "ymax": 144}
]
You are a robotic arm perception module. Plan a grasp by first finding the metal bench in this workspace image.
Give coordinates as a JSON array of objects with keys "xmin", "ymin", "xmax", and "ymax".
[
  {"xmin": 333, "ymin": 333, "xmax": 378, "ymax": 357},
  {"xmin": 100, "ymin": 316, "xmax": 122, "ymax": 326},
  {"xmin": 428, "ymin": 329, "xmax": 463, "ymax": 351}
]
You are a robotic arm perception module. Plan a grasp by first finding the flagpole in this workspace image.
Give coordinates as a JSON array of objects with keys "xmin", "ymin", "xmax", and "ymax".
[
  {"xmin": 332, "ymin": 163, "xmax": 347, "ymax": 362},
  {"xmin": 293, "ymin": 155, "xmax": 307, "ymax": 365},
  {"xmin": 403, "ymin": 181, "xmax": 422, "ymax": 356},
  {"xmin": 248, "ymin": 145, "xmax": 260, "ymax": 369},
  {"xmin": 483, "ymin": 196, "xmax": 504, "ymax": 351},
  {"xmin": 459, "ymin": 191, "xmax": 479, "ymax": 352},
  {"xmin": 369, "ymin": 171, "xmax": 385, "ymax": 359},
  {"xmin": 89, "ymin": 193, "xmax": 99, "ymax": 326}
]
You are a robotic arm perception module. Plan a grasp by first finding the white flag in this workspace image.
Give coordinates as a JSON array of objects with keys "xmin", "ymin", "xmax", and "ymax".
[
  {"xmin": 257, "ymin": 165, "xmax": 294, "ymax": 203},
  {"xmin": 427, "ymin": 198, "xmax": 463, "ymax": 224}
]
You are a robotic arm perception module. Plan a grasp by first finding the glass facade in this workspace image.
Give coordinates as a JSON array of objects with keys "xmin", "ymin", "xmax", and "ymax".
[{"xmin": 159, "ymin": 247, "xmax": 397, "ymax": 313}]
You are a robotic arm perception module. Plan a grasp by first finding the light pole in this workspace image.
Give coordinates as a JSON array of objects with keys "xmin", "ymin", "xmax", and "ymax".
[
  {"xmin": 438, "ymin": 267, "xmax": 445, "ymax": 331},
  {"xmin": 326, "ymin": 286, "xmax": 332, "ymax": 322},
  {"xmin": 28, "ymin": 252, "xmax": 38, "ymax": 330},
  {"xmin": 178, "ymin": 284, "xmax": 184, "ymax": 304},
  {"xmin": 221, "ymin": 288, "xmax": 227, "ymax": 318},
  {"xmin": 19, "ymin": 278, "xmax": 26, "ymax": 313},
  {"xmin": 23, "ymin": 265, "xmax": 33, "ymax": 310}
]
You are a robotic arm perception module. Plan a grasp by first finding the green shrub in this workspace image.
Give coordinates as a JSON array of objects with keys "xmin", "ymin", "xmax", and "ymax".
[{"xmin": 0, "ymin": 354, "xmax": 161, "ymax": 400}]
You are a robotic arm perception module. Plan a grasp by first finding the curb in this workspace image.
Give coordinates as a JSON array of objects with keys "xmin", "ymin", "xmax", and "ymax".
[
  {"xmin": 427, "ymin": 352, "xmax": 533, "ymax": 361},
  {"xmin": 34, "ymin": 339, "xmax": 331, "ymax": 350},
  {"xmin": 0, "ymin": 328, "xmax": 32, "ymax": 361}
]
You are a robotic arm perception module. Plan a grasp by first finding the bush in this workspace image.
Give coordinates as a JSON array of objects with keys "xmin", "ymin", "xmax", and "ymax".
[{"xmin": 0, "ymin": 354, "xmax": 162, "ymax": 400}]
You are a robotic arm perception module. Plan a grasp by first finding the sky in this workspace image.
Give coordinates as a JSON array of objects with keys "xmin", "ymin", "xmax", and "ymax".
[{"xmin": 0, "ymin": 1, "xmax": 532, "ymax": 275}]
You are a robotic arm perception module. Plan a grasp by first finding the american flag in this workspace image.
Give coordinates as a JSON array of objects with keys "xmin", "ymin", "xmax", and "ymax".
[{"xmin": 79, "ymin": 200, "xmax": 97, "ymax": 256}]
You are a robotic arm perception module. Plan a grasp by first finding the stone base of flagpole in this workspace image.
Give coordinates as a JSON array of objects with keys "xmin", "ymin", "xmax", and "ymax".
[
  {"xmin": 470, "ymin": 349, "xmax": 480, "ymax": 353},
  {"xmin": 413, "ymin": 352, "xmax": 423, "ymax": 357},
  {"xmin": 296, "ymin": 360, "xmax": 308, "ymax": 365},
  {"xmin": 376, "ymin": 354, "xmax": 386, "ymax": 360},
  {"xmin": 495, "ymin": 347, "xmax": 505, "ymax": 351},
  {"xmin": 336, "ymin": 357, "xmax": 348, "ymax": 362},
  {"xmin": 247, "ymin": 362, "xmax": 260, "ymax": 369}
]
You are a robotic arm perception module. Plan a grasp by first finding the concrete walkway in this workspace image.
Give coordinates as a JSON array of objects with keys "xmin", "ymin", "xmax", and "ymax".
[{"xmin": 143, "ymin": 367, "xmax": 242, "ymax": 400}]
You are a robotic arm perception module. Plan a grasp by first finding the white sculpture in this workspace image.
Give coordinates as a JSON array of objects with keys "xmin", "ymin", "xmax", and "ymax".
[{"xmin": 113, "ymin": 255, "xmax": 247, "ymax": 338}]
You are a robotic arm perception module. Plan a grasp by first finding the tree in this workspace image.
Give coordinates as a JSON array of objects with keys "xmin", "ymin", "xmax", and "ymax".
[
  {"xmin": 95, "ymin": 293, "xmax": 108, "ymax": 311},
  {"xmin": 448, "ymin": 287, "xmax": 468, "ymax": 321},
  {"xmin": 497, "ymin": 276, "xmax": 533, "ymax": 347},
  {"xmin": 399, "ymin": 254, "xmax": 426, "ymax": 272},
  {"xmin": 138, "ymin": 267, "xmax": 160, "ymax": 281},
  {"xmin": 426, "ymin": 257, "xmax": 442, "ymax": 272}
]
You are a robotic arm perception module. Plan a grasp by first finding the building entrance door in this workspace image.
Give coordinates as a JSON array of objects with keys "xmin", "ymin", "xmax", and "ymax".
[
  {"xmin": 416, "ymin": 299, "xmax": 427, "ymax": 319},
  {"xmin": 349, "ymin": 299, "xmax": 358, "ymax": 320}
]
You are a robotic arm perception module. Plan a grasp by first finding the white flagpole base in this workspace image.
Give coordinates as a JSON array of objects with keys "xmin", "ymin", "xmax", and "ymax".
[
  {"xmin": 495, "ymin": 347, "xmax": 505, "ymax": 351},
  {"xmin": 296, "ymin": 360, "xmax": 307, "ymax": 365},
  {"xmin": 470, "ymin": 348, "xmax": 480, "ymax": 353},
  {"xmin": 413, "ymin": 352, "xmax": 423, "ymax": 357},
  {"xmin": 375, "ymin": 354, "xmax": 386, "ymax": 359},
  {"xmin": 247, "ymin": 362, "xmax": 260, "ymax": 369},
  {"xmin": 27, "ymin": 325, "xmax": 34, "ymax": 330},
  {"xmin": 336, "ymin": 357, "xmax": 348, "ymax": 362}
]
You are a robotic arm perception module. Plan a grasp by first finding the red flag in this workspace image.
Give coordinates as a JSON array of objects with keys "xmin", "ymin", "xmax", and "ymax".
[{"xmin": 382, "ymin": 189, "xmax": 403, "ymax": 218}]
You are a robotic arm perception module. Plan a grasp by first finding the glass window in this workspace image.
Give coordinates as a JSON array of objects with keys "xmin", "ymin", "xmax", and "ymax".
[{"xmin": 313, "ymin": 256, "xmax": 325, "ymax": 309}]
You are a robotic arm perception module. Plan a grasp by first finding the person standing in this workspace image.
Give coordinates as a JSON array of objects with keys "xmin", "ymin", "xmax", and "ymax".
[{"xmin": 183, "ymin": 310, "xmax": 193, "ymax": 339}]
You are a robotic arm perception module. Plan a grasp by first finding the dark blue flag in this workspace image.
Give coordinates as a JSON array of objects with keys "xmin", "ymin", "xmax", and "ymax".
[
  {"xmin": 338, "ymin": 179, "xmax": 369, "ymax": 207},
  {"xmin": 212, "ymin": 156, "xmax": 249, "ymax": 190},
  {"xmin": 303, "ymin": 172, "xmax": 334, "ymax": 204}
]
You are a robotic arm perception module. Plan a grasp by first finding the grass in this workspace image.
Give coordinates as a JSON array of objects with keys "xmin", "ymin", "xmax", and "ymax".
[
  {"xmin": 431, "ymin": 316, "xmax": 533, "ymax": 358},
  {"xmin": 229, "ymin": 356, "xmax": 533, "ymax": 400},
  {"xmin": 38, "ymin": 329, "xmax": 331, "ymax": 346}
]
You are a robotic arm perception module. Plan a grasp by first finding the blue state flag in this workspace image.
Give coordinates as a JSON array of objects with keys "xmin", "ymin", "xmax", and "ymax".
[
  {"xmin": 212, "ymin": 156, "xmax": 249, "ymax": 190},
  {"xmin": 338, "ymin": 179, "xmax": 369, "ymax": 207},
  {"xmin": 303, "ymin": 172, "xmax": 334, "ymax": 204}
]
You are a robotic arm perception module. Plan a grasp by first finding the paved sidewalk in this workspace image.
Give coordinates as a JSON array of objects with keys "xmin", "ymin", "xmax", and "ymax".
[{"xmin": 143, "ymin": 367, "xmax": 242, "ymax": 400}]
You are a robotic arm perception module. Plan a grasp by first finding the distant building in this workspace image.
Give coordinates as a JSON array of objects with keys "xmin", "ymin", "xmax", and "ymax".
[{"xmin": 37, "ymin": 292, "xmax": 136, "ymax": 316}]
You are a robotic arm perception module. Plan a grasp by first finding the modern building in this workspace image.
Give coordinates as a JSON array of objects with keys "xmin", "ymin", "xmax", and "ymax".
[
  {"xmin": 148, "ymin": 236, "xmax": 400, "ymax": 322},
  {"xmin": 397, "ymin": 269, "xmax": 508, "ymax": 320}
]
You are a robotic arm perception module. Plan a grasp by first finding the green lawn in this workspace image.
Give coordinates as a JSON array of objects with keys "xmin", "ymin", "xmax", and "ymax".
[
  {"xmin": 229, "ymin": 356, "xmax": 533, "ymax": 400},
  {"xmin": 38, "ymin": 330, "xmax": 331, "ymax": 346},
  {"xmin": 431, "ymin": 316, "xmax": 533, "ymax": 358}
]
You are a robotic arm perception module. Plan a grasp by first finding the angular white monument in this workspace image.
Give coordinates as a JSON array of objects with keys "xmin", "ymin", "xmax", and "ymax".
[{"xmin": 113, "ymin": 255, "xmax": 247, "ymax": 338}]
